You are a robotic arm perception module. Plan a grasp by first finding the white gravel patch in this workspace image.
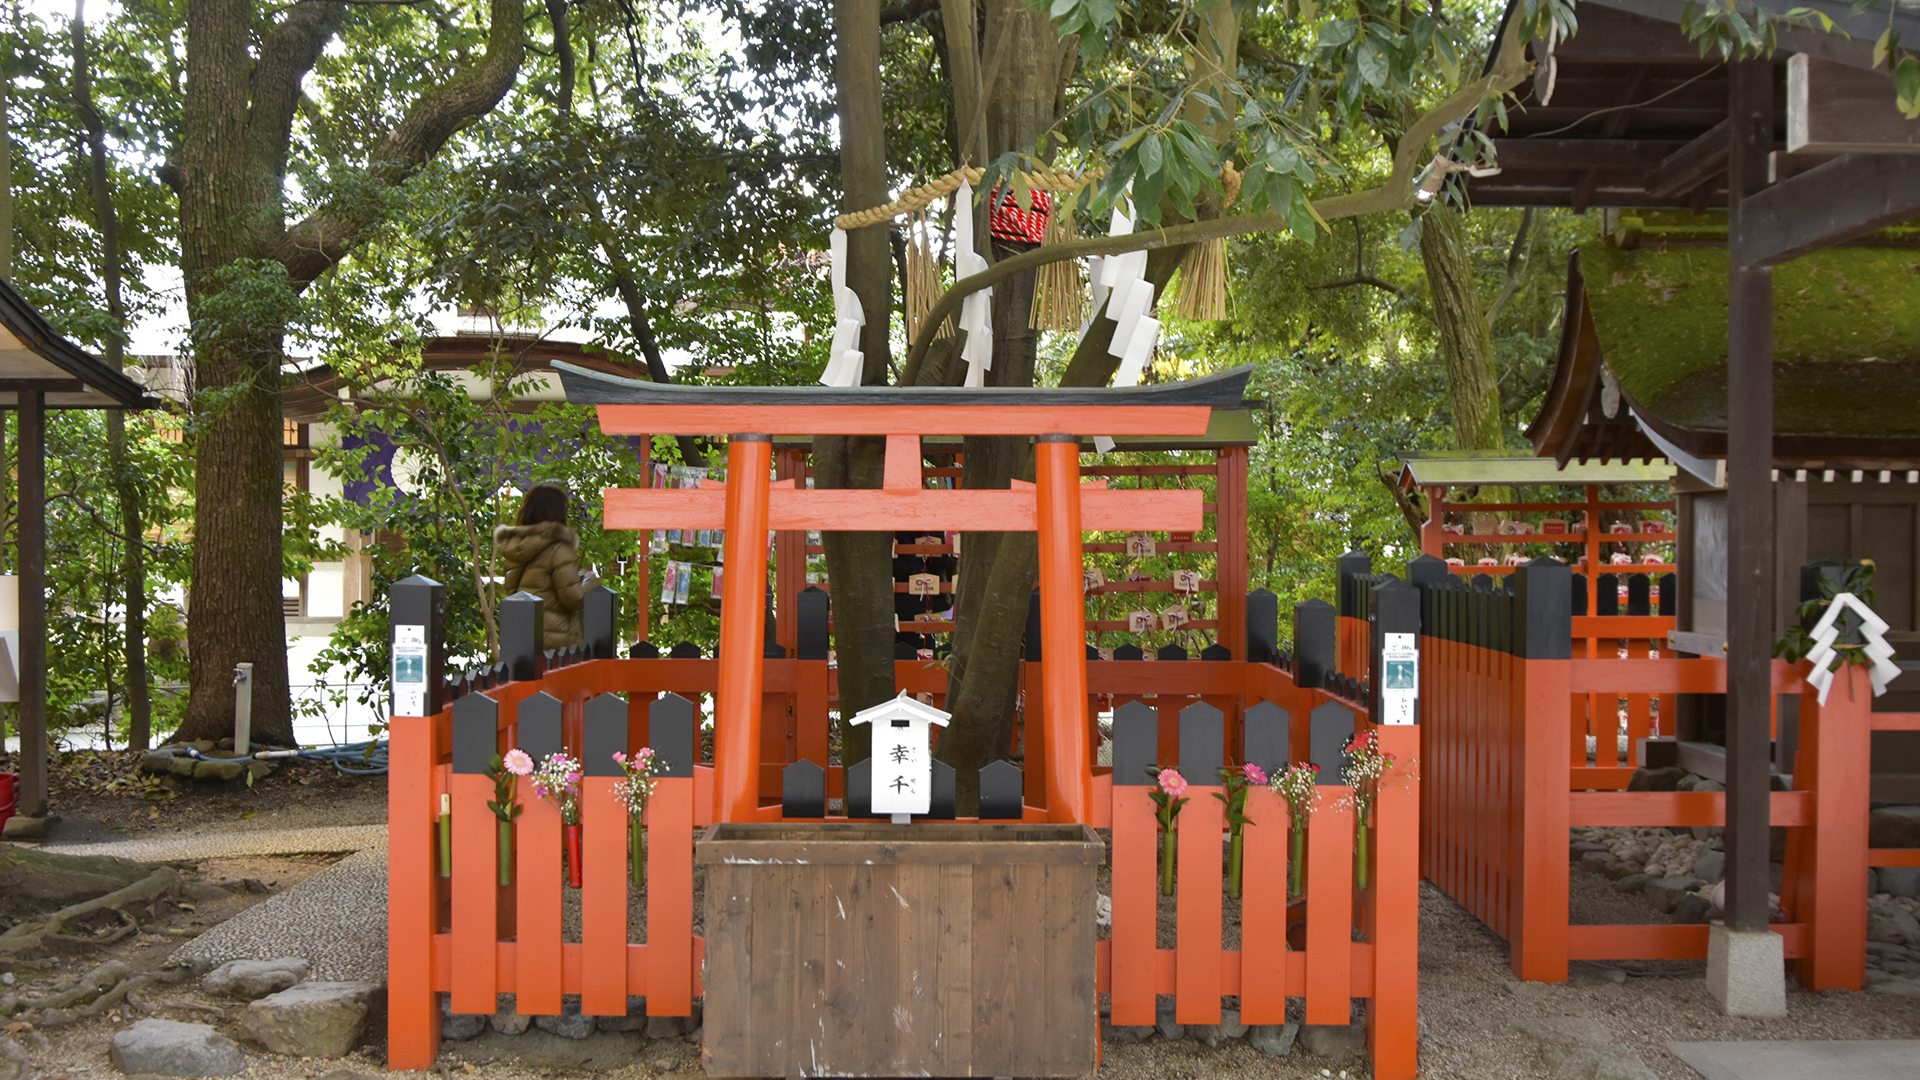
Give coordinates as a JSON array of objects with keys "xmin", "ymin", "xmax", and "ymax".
[
  {"xmin": 41, "ymin": 824, "xmax": 387, "ymax": 862},
  {"xmin": 171, "ymin": 848, "xmax": 389, "ymax": 982}
]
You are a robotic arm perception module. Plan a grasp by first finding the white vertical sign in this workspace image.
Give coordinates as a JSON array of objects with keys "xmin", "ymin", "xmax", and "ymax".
[
  {"xmin": 850, "ymin": 693, "xmax": 951, "ymax": 821},
  {"xmin": 1379, "ymin": 631, "xmax": 1419, "ymax": 726},
  {"xmin": 392, "ymin": 624, "xmax": 428, "ymax": 717}
]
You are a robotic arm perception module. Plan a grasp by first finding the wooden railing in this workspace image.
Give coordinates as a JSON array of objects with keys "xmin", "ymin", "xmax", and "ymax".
[
  {"xmin": 1409, "ymin": 557, "xmax": 1918, "ymax": 991},
  {"xmin": 390, "ymin": 652, "xmax": 1423, "ymax": 1080}
]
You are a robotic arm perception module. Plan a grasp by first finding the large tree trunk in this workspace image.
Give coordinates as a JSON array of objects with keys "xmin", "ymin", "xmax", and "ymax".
[
  {"xmin": 170, "ymin": 0, "xmax": 523, "ymax": 745},
  {"xmin": 1418, "ymin": 205, "xmax": 1505, "ymax": 452},
  {"xmin": 931, "ymin": 1, "xmax": 1058, "ymax": 806},
  {"xmin": 822, "ymin": 0, "xmax": 898, "ymax": 765}
]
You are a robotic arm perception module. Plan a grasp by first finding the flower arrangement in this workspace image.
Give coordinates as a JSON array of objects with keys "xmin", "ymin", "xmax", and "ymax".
[
  {"xmin": 1215, "ymin": 763, "xmax": 1264, "ymax": 898},
  {"xmin": 1270, "ymin": 762, "xmax": 1319, "ymax": 896},
  {"xmin": 531, "ymin": 752, "xmax": 583, "ymax": 825},
  {"xmin": 1341, "ymin": 730, "xmax": 1414, "ymax": 890},
  {"xmin": 487, "ymin": 749, "xmax": 532, "ymax": 886},
  {"xmin": 1148, "ymin": 768, "xmax": 1189, "ymax": 896},
  {"xmin": 612, "ymin": 748, "xmax": 665, "ymax": 886}
]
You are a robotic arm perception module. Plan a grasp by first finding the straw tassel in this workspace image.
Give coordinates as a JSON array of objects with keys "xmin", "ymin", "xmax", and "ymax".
[
  {"xmin": 904, "ymin": 211, "xmax": 940, "ymax": 343},
  {"xmin": 1029, "ymin": 199, "xmax": 1084, "ymax": 332},
  {"xmin": 1171, "ymin": 162, "xmax": 1242, "ymax": 323}
]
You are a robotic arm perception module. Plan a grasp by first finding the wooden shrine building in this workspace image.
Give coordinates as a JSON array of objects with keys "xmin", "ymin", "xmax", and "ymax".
[{"xmin": 1464, "ymin": 0, "xmax": 1920, "ymax": 1006}]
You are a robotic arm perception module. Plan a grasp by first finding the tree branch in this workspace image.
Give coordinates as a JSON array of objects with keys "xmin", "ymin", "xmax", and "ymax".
[
  {"xmin": 246, "ymin": 1, "xmax": 348, "ymax": 195},
  {"xmin": 1484, "ymin": 206, "xmax": 1535, "ymax": 328},
  {"xmin": 276, "ymin": 0, "xmax": 527, "ymax": 288},
  {"xmin": 1311, "ymin": 274, "xmax": 1409, "ymax": 300},
  {"xmin": 899, "ymin": 18, "xmax": 1534, "ymax": 374}
]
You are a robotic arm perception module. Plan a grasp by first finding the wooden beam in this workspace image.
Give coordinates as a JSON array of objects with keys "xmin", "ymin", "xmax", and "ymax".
[
  {"xmin": 602, "ymin": 486, "xmax": 1206, "ymax": 533},
  {"xmin": 1487, "ymin": 138, "xmax": 1689, "ymax": 171},
  {"xmin": 1789, "ymin": 54, "xmax": 1920, "ymax": 154},
  {"xmin": 594, "ymin": 403, "xmax": 1216, "ymax": 437},
  {"xmin": 0, "ymin": 379, "xmax": 85, "ymax": 393},
  {"xmin": 1574, "ymin": 65, "xmax": 1650, "ymax": 212},
  {"xmin": 1731, "ymin": 152, "xmax": 1920, "ymax": 266},
  {"xmin": 1647, "ymin": 119, "xmax": 1731, "ymax": 199}
]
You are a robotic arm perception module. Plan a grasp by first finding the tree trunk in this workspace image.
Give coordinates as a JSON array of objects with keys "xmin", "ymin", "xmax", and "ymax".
[
  {"xmin": 823, "ymin": 0, "xmax": 898, "ymax": 766},
  {"xmin": 1417, "ymin": 205, "xmax": 1504, "ymax": 452},
  {"xmin": 75, "ymin": 0, "xmax": 152, "ymax": 750},
  {"xmin": 171, "ymin": 0, "xmax": 523, "ymax": 745}
]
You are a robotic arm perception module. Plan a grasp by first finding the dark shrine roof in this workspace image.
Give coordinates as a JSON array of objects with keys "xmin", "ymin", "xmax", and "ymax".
[
  {"xmin": 0, "ymin": 277, "xmax": 155, "ymax": 409},
  {"xmin": 1466, "ymin": 0, "xmax": 1919, "ymax": 211},
  {"xmin": 1528, "ymin": 241, "xmax": 1920, "ymax": 468}
]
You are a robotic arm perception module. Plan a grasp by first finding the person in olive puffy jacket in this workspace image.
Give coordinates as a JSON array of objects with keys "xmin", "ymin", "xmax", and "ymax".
[{"xmin": 494, "ymin": 484, "xmax": 597, "ymax": 649}]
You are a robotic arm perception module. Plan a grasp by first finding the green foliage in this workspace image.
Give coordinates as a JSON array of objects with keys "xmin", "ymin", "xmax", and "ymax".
[{"xmin": 1775, "ymin": 558, "xmax": 1878, "ymax": 665}]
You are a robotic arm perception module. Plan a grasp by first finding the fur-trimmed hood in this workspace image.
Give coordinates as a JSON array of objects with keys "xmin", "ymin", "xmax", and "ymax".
[{"xmin": 494, "ymin": 520, "xmax": 579, "ymax": 564}]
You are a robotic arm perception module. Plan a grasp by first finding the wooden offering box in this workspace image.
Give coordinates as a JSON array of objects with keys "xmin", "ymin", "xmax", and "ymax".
[{"xmin": 697, "ymin": 822, "xmax": 1104, "ymax": 1078}]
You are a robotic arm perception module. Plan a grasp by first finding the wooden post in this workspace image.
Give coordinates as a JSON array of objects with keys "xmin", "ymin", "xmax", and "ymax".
[
  {"xmin": 1789, "ymin": 665, "xmax": 1870, "ymax": 990},
  {"xmin": 15, "ymin": 391, "xmax": 44, "ymax": 818},
  {"xmin": 1724, "ymin": 58, "xmax": 1778, "ymax": 934},
  {"xmin": 1421, "ymin": 484, "xmax": 1446, "ymax": 557},
  {"xmin": 636, "ymin": 433, "xmax": 651, "ymax": 643},
  {"xmin": 385, "ymin": 710, "xmax": 441, "ymax": 1068},
  {"xmin": 1216, "ymin": 445, "xmax": 1248, "ymax": 661},
  {"xmin": 1035, "ymin": 434, "xmax": 1092, "ymax": 824},
  {"xmin": 1368, "ymin": 724, "xmax": 1420, "ymax": 1080},
  {"xmin": 1509, "ymin": 559, "xmax": 1570, "ymax": 982},
  {"xmin": 774, "ymin": 447, "xmax": 808, "ymax": 657},
  {"xmin": 713, "ymin": 434, "xmax": 773, "ymax": 821}
]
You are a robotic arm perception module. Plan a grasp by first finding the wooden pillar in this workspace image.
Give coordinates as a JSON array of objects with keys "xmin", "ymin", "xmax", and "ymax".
[
  {"xmin": 386, "ymin": 713, "xmax": 441, "ymax": 1069},
  {"xmin": 16, "ymin": 391, "xmax": 45, "ymax": 819},
  {"xmin": 1789, "ymin": 666, "xmax": 1870, "ymax": 990},
  {"xmin": 1724, "ymin": 58, "xmax": 1777, "ymax": 934},
  {"xmin": 1509, "ymin": 559, "xmax": 1570, "ymax": 982},
  {"xmin": 774, "ymin": 447, "xmax": 808, "ymax": 657},
  {"xmin": 636, "ymin": 434, "xmax": 651, "ymax": 643},
  {"xmin": 1216, "ymin": 446, "xmax": 1248, "ymax": 660},
  {"xmin": 1420, "ymin": 485, "xmax": 1446, "ymax": 557},
  {"xmin": 713, "ymin": 434, "xmax": 773, "ymax": 822},
  {"xmin": 1035, "ymin": 434, "xmax": 1091, "ymax": 824}
]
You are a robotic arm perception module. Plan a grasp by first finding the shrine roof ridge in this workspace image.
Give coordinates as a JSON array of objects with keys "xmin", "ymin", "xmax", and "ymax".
[{"xmin": 551, "ymin": 361, "xmax": 1253, "ymax": 409}]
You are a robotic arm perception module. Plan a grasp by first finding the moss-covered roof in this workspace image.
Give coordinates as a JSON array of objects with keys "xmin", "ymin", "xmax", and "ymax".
[{"xmin": 1582, "ymin": 243, "xmax": 1920, "ymax": 440}]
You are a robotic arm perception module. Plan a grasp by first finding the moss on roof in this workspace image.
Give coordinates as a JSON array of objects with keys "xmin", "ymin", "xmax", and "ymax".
[{"xmin": 1581, "ymin": 243, "xmax": 1920, "ymax": 438}]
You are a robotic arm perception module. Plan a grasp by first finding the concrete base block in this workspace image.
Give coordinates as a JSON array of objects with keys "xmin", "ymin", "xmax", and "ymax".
[{"xmin": 1706, "ymin": 923, "xmax": 1787, "ymax": 1018}]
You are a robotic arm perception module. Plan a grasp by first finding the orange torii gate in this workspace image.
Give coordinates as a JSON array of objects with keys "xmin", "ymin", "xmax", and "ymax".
[{"xmin": 554, "ymin": 363, "xmax": 1253, "ymax": 824}]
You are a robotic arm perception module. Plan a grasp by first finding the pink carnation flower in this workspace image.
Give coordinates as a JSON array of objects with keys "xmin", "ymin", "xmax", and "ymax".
[
  {"xmin": 612, "ymin": 751, "xmax": 627, "ymax": 765},
  {"xmin": 502, "ymin": 749, "xmax": 534, "ymax": 776},
  {"xmin": 1242, "ymin": 763, "xmax": 1267, "ymax": 786},
  {"xmin": 1157, "ymin": 769, "xmax": 1188, "ymax": 799}
]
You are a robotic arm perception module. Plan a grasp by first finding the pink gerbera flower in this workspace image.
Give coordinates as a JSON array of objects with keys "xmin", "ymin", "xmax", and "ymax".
[
  {"xmin": 1242, "ymin": 763, "xmax": 1268, "ymax": 786},
  {"xmin": 1157, "ymin": 769, "xmax": 1188, "ymax": 799},
  {"xmin": 502, "ymin": 748, "xmax": 534, "ymax": 776}
]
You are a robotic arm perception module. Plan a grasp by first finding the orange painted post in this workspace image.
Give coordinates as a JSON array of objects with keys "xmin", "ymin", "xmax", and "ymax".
[
  {"xmin": 1109, "ymin": 784, "xmax": 1157, "ymax": 1026},
  {"xmin": 1239, "ymin": 787, "xmax": 1290, "ymax": 1024},
  {"xmin": 1421, "ymin": 485, "xmax": 1446, "ymax": 557},
  {"xmin": 1175, "ymin": 786, "xmax": 1224, "ymax": 1025},
  {"xmin": 386, "ymin": 713, "xmax": 441, "ymax": 1069},
  {"xmin": 1792, "ymin": 666, "xmax": 1871, "ymax": 990},
  {"xmin": 1035, "ymin": 434, "xmax": 1092, "ymax": 824},
  {"xmin": 1368, "ymin": 725, "xmax": 1420, "ymax": 1080},
  {"xmin": 1509, "ymin": 561, "xmax": 1571, "ymax": 982},
  {"xmin": 582, "ymin": 693, "xmax": 631, "ymax": 1017},
  {"xmin": 712, "ymin": 434, "xmax": 773, "ymax": 822},
  {"xmin": 516, "ymin": 774, "xmax": 563, "ymax": 1015},
  {"xmin": 647, "ymin": 773, "xmax": 695, "ymax": 1015},
  {"xmin": 1304, "ymin": 789, "xmax": 1354, "ymax": 1025},
  {"xmin": 450, "ymin": 761, "xmax": 500, "ymax": 1014},
  {"xmin": 1216, "ymin": 446, "xmax": 1249, "ymax": 662}
]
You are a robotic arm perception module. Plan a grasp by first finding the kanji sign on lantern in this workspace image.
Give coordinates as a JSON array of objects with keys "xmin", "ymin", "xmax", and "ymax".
[{"xmin": 849, "ymin": 692, "xmax": 951, "ymax": 822}]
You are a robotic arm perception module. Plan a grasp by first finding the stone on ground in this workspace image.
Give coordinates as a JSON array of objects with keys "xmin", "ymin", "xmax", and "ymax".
[
  {"xmin": 1870, "ymin": 806, "xmax": 1920, "ymax": 849},
  {"xmin": 1643, "ymin": 875, "xmax": 1701, "ymax": 913},
  {"xmin": 490, "ymin": 1007, "xmax": 534, "ymax": 1035},
  {"xmin": 241, "ymin": 981, "xmax": 385, "ymax": 1058},
  {"xmin": 1299, "ymin": 1021, "xmax": 1365, "ymax": 1057},
  {"xmin": 1692, "ymin": 849, "xmax": 1726, "ymax": 883},
  {"xmin": 1100, "ymin": 1018, "xmax": 1153, "ymax": 1043},
  {"xmin": 535, "ymin": 1002, "xmax": 596, "ymax": 1040},
  {"xmin": 1869, "ymin": 977, "xmax": 1920, "ymax": 997},
  {"xmin": 109, "ymin": 1019, "xmax": 246, "ymax": 1077},
  {"xmin": 596, "ymin": 998, "xmax": 649, "ymax": 1032},
  {"xmin": 1626, "ymin": 767, "xmax": 1686, "ymax": 792},
  {"xmin": 1611, "ymin": 873, "xmax": 1652, "ymax": 894},
  {"xmin": 1672, "ymin": 893, "xmax": 1714, "ymax": 924},
  {"xmin": 1189, "ymin": 1007, "xmax": 1248, "ymax": 1047},
  {"xmin": 1868, "ymin": 900, "xmax": 1920, "ymax": 948},
  {"xmin": 439, "ymin": 997, "xmax": 486, "ymax": 1041},
  {"xmin": 203, "ymin": 958, "xmax": 310, "ymax": 1000},
  {"xmin": 645, "ymin": 1003, "xmax": 700, "ymax": 1040},
  {"xmin": 1507, "ymin": 1016, "xmax": 1657, "ymax": 1080},
  {"xmin": 1880, "ymin": 866, "xmax": 1920, "ymax": 899},
  {"xmin": 1154, "ymin": 1000, "xmax": 1183, "ymax": 1042},
  {"xmin": 0, "ymin": 1035, "xmax": 28, "ymax": 1080},
  {"xmin": 1248, "ymin": 1021, "xmax": 1300, "ymax": 1058}
]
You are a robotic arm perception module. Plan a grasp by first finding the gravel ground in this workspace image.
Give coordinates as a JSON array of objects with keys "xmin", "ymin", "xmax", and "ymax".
[
  {"xmin": 41, "ymin": 823, "xmax": 388, "ymax": 862},
  {"xmin": 172, "ymin": 848, "xmax": 391, "ymax": 981}
]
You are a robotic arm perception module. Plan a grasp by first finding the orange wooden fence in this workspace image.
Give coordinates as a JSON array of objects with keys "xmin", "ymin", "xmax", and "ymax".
[
  {"xmin": 390, "ymin": 652, "xmax": 1424, "ymax": 1079},
  {"xmin": 1407, "ymin": 555, "xmax": 1920, "ymax": 989}
]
